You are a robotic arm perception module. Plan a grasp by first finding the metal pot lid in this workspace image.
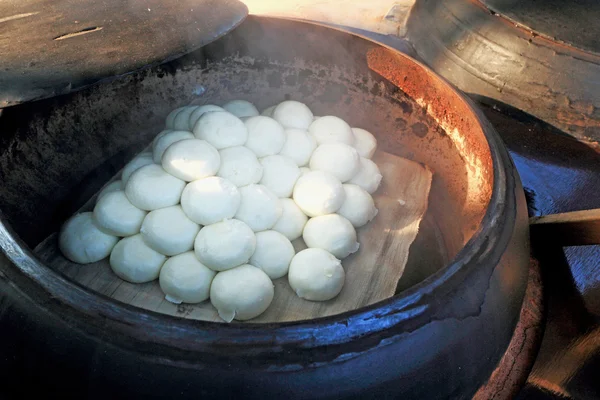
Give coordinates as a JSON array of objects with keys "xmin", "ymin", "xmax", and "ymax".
[
  {"xmin": 406, "ymin": 0, "xmax": 600, "ymax": 143},
  {"xmin": 482, "ymin": 0, "xmax": 600, "ymax": 54},
  {"xmin": 0, "ymin": 0, "xmax": 248, "ymax": 108}
]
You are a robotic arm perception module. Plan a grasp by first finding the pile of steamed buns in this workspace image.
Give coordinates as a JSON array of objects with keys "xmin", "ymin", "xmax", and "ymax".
[{"xmin": 59, "ymin": 100, "xmax": 382, "ymax": 322}]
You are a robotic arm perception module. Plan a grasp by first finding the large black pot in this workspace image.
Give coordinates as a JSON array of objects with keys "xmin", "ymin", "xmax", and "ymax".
[{"xmin": 0, "ymin": 16, "xmax": 530, "ymax": 399}]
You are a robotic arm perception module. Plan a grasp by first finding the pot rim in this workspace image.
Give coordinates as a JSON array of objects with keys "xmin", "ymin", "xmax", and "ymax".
[{"xmin": 0, "ymin": 16, "xmax": 517, "ymax": 361}]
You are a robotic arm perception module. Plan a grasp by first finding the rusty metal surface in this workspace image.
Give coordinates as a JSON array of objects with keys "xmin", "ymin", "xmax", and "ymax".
[
  {"xmin": 0, "ymin": 17, "xmax": 530, "ymax": 399},
  {"xmin": 406, "ymin": 0, "xmax": 600, "ymax": 142},
  {"xmin": 365, "ymin": 45, "xmax": 496, "ymax": 258},
  {"xmin": 0, "ymin": 0, "xmax": 247, "ymax": 108}
]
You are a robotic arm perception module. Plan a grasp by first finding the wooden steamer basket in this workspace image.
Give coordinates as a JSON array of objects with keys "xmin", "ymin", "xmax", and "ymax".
[{"xmin": 0, "ymin": 17, "xmax": 530, "ymax": 399}]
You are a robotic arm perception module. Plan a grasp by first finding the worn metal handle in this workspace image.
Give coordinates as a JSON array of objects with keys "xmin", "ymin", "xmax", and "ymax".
[{"xmin": 529, "ymin": 209, "xmax": 600, "ymax": 246}]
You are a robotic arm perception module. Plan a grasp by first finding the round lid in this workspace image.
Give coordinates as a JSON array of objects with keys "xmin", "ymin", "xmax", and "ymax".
[
  {"xmin": 482, "ymin": 0, "xmax": 600, "ymax": 54},
  {"xmin": 0, "ymin": 0, "xmax": 247, "ymax": 108}
]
